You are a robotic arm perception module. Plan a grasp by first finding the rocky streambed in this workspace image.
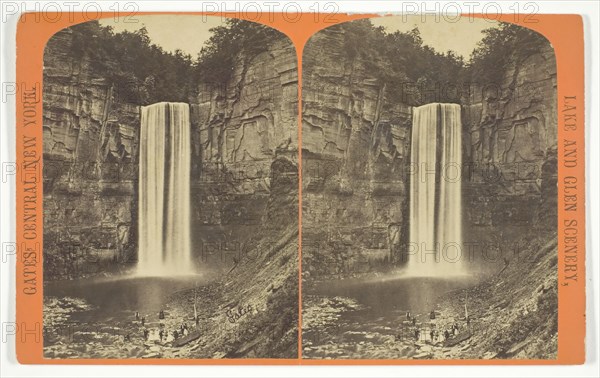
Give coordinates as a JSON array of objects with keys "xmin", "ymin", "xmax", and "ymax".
[
  {"xmin": 43, "ymin": 276, "xmax": 215, "ymax": 359},
  {"xmin": 302, "ymin": 237, "xmax": 558, "ymax": 360},
  {"xmin": 302, "ymin": 276, "xmax": 477, "ymax": 360}
]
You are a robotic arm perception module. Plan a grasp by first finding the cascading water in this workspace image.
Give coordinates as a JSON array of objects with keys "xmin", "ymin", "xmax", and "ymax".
[
  {"xmin": 408, "ymin": 103, "xmax": 463, "ymax": 276},
  {"xmin": 138, "ymin": 102, "xmax": 192, "ymax": 276}
]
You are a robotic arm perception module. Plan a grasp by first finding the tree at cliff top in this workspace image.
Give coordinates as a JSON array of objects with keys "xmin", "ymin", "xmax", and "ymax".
[
  {"xmin": 336, "ymin": 19, "xmax": 465, "ymax": 106},
  {"xmin": 67, "ymin": 21, "xmax": 195, "ymax": 105},
  {"xmin": 332, "ymin": 19, "xmax": 550, "ymax": 106},
  {"xmin": 194, "ymin": 19, "xmax": 285, "ymax": 85},
  {"xmin": 468, "ymin": 22, "xmax": 550, "ymax": 88},
  {"xmin": 61, "ymin": 20, "xmax": 285, "ymax": 104}
]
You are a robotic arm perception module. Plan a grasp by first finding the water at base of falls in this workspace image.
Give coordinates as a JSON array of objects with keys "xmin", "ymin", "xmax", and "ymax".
[
  {"xmin": 408, "ymin": 103, "xmax": 464, "ymax": 277},
  {"xmin": 137, "ymin": 102, "xmax": 193, "ymax": 276}
]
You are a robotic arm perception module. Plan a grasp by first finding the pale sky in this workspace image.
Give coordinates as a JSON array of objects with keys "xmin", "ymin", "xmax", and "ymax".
[
  {"xmin": 98, "ymin": 14, "xmax": 498, "ymax": 60},
  {"xmin": 371, "ymin": 15, "xmax": 499, "ymax": 59},
  {"xmin": 100, "ymin": 15, "xmax": 225, "ymax": 57}
]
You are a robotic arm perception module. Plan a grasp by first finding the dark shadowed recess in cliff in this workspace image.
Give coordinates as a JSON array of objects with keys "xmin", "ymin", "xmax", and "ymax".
[{"xmin": 57, "ymin": 19, "xmax": 288, "ymax": 105}]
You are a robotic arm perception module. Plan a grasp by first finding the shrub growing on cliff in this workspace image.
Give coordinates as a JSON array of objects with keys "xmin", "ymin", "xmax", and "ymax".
[
  {"xmin": 195, "ymin": 19, "xmax": 284, "ymax": 86},
  {"xmin": 315, "ymin": 19, "xmax": 550, "ymax": 106},
  {"xmin": 334, "ymin": 19, "xmax": 465, "ymax": 106},
  {"xmin": 468, "ymin": 22, "xmax": 550, "ymax": 88},
  {"xmin": 59, "ymin": 19, "xmax": 286, "ymax": 103},
  {"xmin": 60, "ymin": 21, "xmax": 195, "ymax": 105}
]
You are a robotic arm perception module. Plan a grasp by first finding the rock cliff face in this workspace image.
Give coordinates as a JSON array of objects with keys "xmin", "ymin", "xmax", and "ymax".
[
  {"xmin": 43, "ymin": 29, "xmax": 140, "ymax": 279},
  {"xmin": 189, "ymin": 37, "xmax": 298, "ymax": 271},
  {"xmin": 302, "ymin": 27, "xmax": 412, "ymax": 278},
  {"xmin": 43, "ymin": 27, "xmax": 298, "ymax": 279},
  {"xmin": 462, "ymin": 41, "xmax": 557, "ymax": 272},
  {"xmin": 43, "ymin": 22, "xmax": 557, "ymax": 281},
  {"xmin": 302, "ymin": 25, "xmax": 558, "ymax": 278}
]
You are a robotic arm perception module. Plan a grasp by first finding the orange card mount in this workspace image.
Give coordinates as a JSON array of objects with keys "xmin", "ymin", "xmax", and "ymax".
[{"xmin": 15, "ymin": 12, "xmax": 585, "ymax": 364}]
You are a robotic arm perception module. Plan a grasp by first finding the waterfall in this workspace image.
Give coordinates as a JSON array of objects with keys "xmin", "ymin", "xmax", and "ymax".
[
  {"xmin": 138, "ymin": 102, "xmax": 192, "ymax": 276},
  {"xmin": 408, "ymin": 103, "xmax": 463, "ymax": 276}
]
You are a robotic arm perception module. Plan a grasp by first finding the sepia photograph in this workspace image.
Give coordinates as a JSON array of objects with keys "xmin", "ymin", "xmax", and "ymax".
[
  {"xmin": 3, "ymin": 0, "xmax": 596, "ymax": 375},
  {"xmin": 41, "ymin": 15, "xmax": 299, "ymax": 359},
  {"xmin": 301, "ymin": 16, "xmax": 558, "ymax": 360}
]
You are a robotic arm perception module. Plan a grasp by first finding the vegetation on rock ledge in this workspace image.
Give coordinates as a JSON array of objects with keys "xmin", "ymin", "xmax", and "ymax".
[
  {"xmin": 55, "ymin": 19, "xmax": 286, "ymax": 105},
  {"xmin": 332, "ymin": 19, "xmax": 551, "ymax": 106}
]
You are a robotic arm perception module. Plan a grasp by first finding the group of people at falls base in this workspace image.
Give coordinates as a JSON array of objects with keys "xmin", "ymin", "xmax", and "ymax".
[
  {"xmin": 120, "ymin": 309, "xmax": 201, "ymax": 346},
  {"xmin": 395, "ymin": 311, "xmax": 471, "ymax": 345}
]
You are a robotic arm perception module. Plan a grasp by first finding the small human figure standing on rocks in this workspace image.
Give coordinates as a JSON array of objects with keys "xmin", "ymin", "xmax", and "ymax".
[
  {"xmin": 159, "ymin": 310, "xmax": 165, "ymax": 320},
  {"xmin": 135, "ymin": 311, "xmax": 139, "ymax": 321},
  {"xmin": 141, "ymin": 316, "xmax": 146, "ymax": 326}
]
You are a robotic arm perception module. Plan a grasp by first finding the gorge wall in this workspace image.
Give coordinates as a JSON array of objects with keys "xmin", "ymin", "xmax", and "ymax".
[
  {"xmin": 42, "ymin": 22, "xmax": 557, "ymax": 281},
  {"xmin": 43, "ymin": 28, "xmax": 141, "ymax": 279},
  {"xmin": 189, "ymin": 37, "xmax": 298, "ymax": 271},
  {"xmin": 301, "ymin": 25, "xmax": 558, "ymax": 279},
  {"xmin": 302, "ymin": 27, "xmax": 413, "ymax": 278},
  {"xmin": 462, "ymin": 40, "xmax": 558, "ymax": 273},
  {"xmin": 42, "ymin": 26, "xmax": 298, "ymax": 279}
]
